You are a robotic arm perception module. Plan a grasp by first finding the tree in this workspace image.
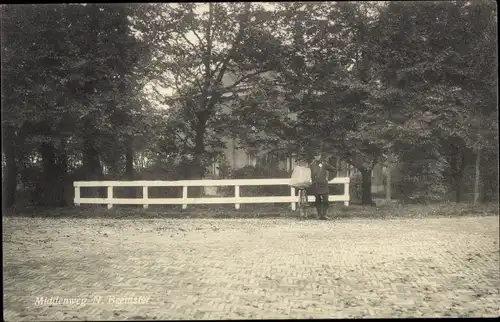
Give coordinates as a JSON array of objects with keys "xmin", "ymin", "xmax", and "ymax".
[
  {"xmin": 133, "ymin": 3, "xmax": 284, "ymax": 179},
  {"xmin": 371, "ymin": 0, "xmax": 497, "ymax": 202},
  {"xmin": 248, "ymin": 1, "xmax": 497, "ymax": 205},
  {"xmin": 1, "ymin": 3, "xmax": 153, "ymax": 206},
  {"xmin": 1, "ymin": 4, "xmax": 73, "ymax": 206},
  {"xmin": 265, "ymin": 2, "xmax": 388, "ymax": 205}
]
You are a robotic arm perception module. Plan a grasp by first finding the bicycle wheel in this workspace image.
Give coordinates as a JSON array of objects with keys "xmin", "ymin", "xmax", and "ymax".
[{"xmin": 298, "ymin": 189, "xmax": 308, "ymax": 220}]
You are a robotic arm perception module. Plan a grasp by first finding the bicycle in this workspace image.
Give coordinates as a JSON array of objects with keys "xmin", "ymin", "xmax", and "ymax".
[{"xmin": 297, "ymin": 187, "xmax": 310, "ymax": 220}]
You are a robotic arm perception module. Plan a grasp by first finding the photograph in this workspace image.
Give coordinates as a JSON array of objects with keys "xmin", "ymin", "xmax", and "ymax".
[{"xmin": 2, "ymin": 1, "xmax": 498, "ymax": 320}]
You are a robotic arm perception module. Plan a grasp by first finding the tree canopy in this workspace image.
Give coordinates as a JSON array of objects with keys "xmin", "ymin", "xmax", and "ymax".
[{"xmin": 1, "ymin": 1, "xmax": 497, "ymax": 207}]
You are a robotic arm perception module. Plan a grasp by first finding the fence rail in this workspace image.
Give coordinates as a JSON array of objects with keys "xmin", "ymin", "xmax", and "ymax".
[{"xmin": 73, "ymin": 177, "xmax": 350, "ymax": 210}]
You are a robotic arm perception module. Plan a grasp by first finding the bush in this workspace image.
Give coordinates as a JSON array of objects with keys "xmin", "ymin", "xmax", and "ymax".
[
  {"xmin": 216, "ymin": 154, "xmax": 232, "ymax": 179},
  {"xmin": 349, "ymin": 172, "xmax": 363, "ymax": 202},
  {"xmin": 18, "ymin": 164, "xmax": 70, "ymax": 207},
  {"xmin": 392, "ymin": 155, "xmax": 449, "ymax": 203}
]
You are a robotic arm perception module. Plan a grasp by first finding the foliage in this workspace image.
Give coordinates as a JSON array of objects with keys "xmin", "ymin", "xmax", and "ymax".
[
  {"xmin": 1, "ymin": 3, "xmax": 154, "ymax": 206},
  {"xmin": 393, "ymin": 153, "xmax": 449, "ymax": 203},
  {"xmin": 370, "ymin": 0, "xmax": 497, "ymax": 202},
  {"xmin": 257, "ymin": 1, "xmax": 498, "ymax": 204},
  {"xmin": 132, "ymin": 3, "xmax": 285, "ymax": 178},
  {"xmin": 232, "ymin": 165, "xmax": 290, "ymax": 180},
  {"xmin": 1, "ymin": 2, "xmax": 497, "ymax": 208}
]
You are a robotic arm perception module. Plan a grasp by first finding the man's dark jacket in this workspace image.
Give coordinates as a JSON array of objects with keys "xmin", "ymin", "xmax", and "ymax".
[{"xmin": 309, "ymin": 161, "xmax": 337, "ymax": 195}]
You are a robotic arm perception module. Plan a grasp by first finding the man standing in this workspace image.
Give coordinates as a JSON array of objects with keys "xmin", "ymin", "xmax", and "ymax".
[{"xmin": 309, "ymin": 153, "xmax": 337, "ymax": 220}]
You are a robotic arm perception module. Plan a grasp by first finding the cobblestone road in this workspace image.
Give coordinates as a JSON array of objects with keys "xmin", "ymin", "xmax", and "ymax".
[{"xmin": 3, "ymin": 215, "xmax": 499, "ymax": 320}]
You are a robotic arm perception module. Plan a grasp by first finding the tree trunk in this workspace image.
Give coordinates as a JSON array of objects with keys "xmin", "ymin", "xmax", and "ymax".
[
  {"xmin": 83, "ymin": 136, "xmax": 103, "ymax": 198},
  {"xmin": 449, "ymin": 148, "xmax": 457, "ymax": 199},
  {"xmin": 474, "ymin": 148, "xmax": 481, "ymax": 205},
  {"xmin": 385, "ymin": 153, "xmax": 393, "ymax": 201},
  {"xmin": 83, "ymin": 140, "xmax": 101, "ymax": 178},
  {"xmin": 39, "ymin": 141, "xmax": 68, "ymax": 207},
  {"xmin": 449, "ymin": 144, "xmax": 466, "ymax": 203},
  {"xmin": 192, "ymin": 148, "xmax": 205, "ymax": 180},
  {"xmin": 39, "ymin": 142, "xmax": 58, "ymax": 206},
  {"xmin": 124, "ymin": 137, "xmax": 136, "ymax": 199},
  {"xmin": 481, "ymin": 150, "xmax": 497, "ymax": 202},
  {"xmin": 454, "ymin": 173, "xmax": 462, "ymax": 203},
  {"xmin": 232, "ymin": 138, "xmax": 237, "ymax": 170},
  {"xmin": 56, "ymin": 140, "xmax": 69, "ymax": 206},
  {"xmin": 360, "ymin": 168, "xmax": 375, "ymax": 206},
  {"xmin": 82, "ymin": 5, "xmax": 103, "ymax": 199},
  {"xmin": 125, "ymin": 138, "xmax": 134, "ymax": 178},
  {"xmin": 455, "ymin": 151, "xmax": 466, "ymax": 203},
  {"xmin": 41, "ymin": 142, "xmax": 56, "ymax": 174},
  {"xmin": 2, "ymin": 127, "xmax": 17, "ymax": 208},
  {"xmin": 192, "ymin": 117, "xmax": 208, "ymax": 180},
  {"xmin": 189, "ymin": 118, "xmax": 209, "ymax": 198},
  {"xmin": 191, "ymin": 139, "xmax": 205, "ymax": 198}
]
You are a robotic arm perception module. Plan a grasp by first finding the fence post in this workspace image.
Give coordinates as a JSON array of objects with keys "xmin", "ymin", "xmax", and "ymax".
[
  {"xmin": 143, "ymin": 186, "xmax": 148, "ymax": 209},
  {"xmin": 344, "ymin": 180, "xmax": 350, "ymax": 206},
  {"xmin": 74, "ymin": 184, "xmax": 80, "ymax": 206},
  {"xmin": 107, "ymin": 185, "xmax": 113, "ymax": 209},
  {"xmin": 235, "ymin": 185, "xmax": 240, "ymax": 210},
  {"xmin": 182, "ymin": 186, "xmax": 188, "ymax": 210},
  {"xmin": 290, "ymin": 187, "xmax": 296, "ymax": 211}
]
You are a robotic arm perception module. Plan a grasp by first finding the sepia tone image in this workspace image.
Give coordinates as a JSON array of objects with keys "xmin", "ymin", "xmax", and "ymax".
[{"xmin": 2, "ymin": 1, "xmax": 499, "ymax": 320}]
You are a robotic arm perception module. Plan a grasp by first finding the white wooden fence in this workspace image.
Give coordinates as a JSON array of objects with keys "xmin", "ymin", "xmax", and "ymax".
[{"xmin": 73, "ymin": 177, "xmax": 350, "ymax": 210}]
